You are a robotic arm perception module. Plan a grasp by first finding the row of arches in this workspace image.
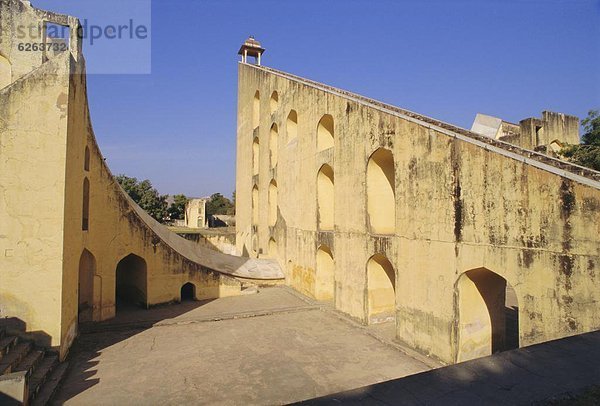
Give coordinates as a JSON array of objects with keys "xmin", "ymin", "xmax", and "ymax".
[
  {"xmin": 314, "ymin": 247, "xmax": 520, "ymax": 361},
  {"xmin": 315, "ymin": 147, "xmax": 395, "ymax": 234},
  {"xmin": 77, "ymin": 250, "xmax": 201, "ymax": 323},
  {"xmin": 252, "ymin": 104, "xmax": 396, "ymax": 235}
]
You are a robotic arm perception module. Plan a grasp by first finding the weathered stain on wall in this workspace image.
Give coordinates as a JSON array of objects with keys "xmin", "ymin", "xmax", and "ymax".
[{"xmin": 236, "ymin": 63, "xmax": 600, "ymax": 364}]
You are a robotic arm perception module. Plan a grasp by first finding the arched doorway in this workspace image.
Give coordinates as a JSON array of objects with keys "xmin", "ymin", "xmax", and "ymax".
[
  {"xmin": 78, "ymin": 249, "xmax": 96, "ymax": 322},
  {"xmin": 115, "ymin": 254, "xmax": 147, "ymax": 311},
  {"xmin": 317, "ymin": 164, "xmax": 334, "ymax": 231},
  {"xmin": 366, "ymin": 254, "xmax": 395, "ymax": 324},
  {"xmin": 367, "ymin": 148, "xmax": 395, "ymax": 234},
  {"xmin": 456, "ymin": 268, "xmax": 519, "ymax": 362},
  {"xmin": 0, "ymin": 54, "xmax": 11, "ymax": 90},
  {"xmin": 180, "ymin": 283, "xmax": 196, "ymax": 301},
  {"xmin": 315, "ymin": 245, "xmax": 334, "ymax": 301}
]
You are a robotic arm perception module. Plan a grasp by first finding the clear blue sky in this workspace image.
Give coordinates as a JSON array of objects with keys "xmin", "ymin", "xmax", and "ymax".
[{"xmin": 34, "ymin": 0, "xmax": 600, "ymax": 198}]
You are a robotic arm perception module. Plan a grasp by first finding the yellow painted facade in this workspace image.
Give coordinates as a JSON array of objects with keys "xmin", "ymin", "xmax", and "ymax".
[
  {"xmin": 236, "ymin": 63, "xmax": 600, "ymax": 364},
  {"xmin": 0, "ymin": 0, "xmax": 283, "ymax": 360}
]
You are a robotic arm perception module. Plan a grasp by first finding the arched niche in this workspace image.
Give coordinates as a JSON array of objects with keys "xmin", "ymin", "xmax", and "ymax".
[
  {"xmin": 366, "ymin": 148, "xmax": 395, "ymax": 234},
  {"xmin": 270, "ymin": 123, "xmax": 278, "ymax": 167},
  {"xmin": 287, "ymin": 110, "xmax": 298, "ymax": 142},
  {"xmin": 315, "ymin": 245, "xmax": 334, "ymax": 301},
  {"xmin": 317, "ymin": 164, "xmax": 334, "ymax": 231},
  {"xmin": 268, "ymin": 179, "xmax": 278, "ymax": 226},
  {"xmin": 253, "ymin": 90, "xmax": 260, "ymax": 129},
  {"xmin": 366, "ymin": 254, "xmax": 395, "ymax": 324},
  {"xmin": 317, "ymin": 114, "xmax": 334, "ymax": 151}
]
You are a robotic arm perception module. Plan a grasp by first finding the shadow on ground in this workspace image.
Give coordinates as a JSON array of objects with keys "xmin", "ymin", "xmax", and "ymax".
[
  {"xmin": 297, "ymin": 330, "xmax": 600, "ymax": 405},
  {"xmin": 57, "ymin": 298, "xmax": 214, "ymax": 403}
]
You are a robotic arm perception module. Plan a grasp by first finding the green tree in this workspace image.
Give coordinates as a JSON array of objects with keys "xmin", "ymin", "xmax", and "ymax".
[
  {"xmin": 206, "ymin": 193, "xmax": 234, "ymax": 216},
  {"xmin": 116, "ymin": 175, "xmax": 168, "ymax": 222},
  {"xmin": 560, "ymin": 110, "xmax": 600, "ymax": 171},
  {"xmin": 168, "ymin": 194, "xmax": 189, "ymax": 220}
]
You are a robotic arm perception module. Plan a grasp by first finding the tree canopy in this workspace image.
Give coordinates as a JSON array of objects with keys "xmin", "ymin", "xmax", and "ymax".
[
  {"xmin": 560, "ymin": 110, "xmax": 600, "ymax": 171},
  {"xmin": 116, "ymin": 175, "xmax": 168, "ymax": 222},
  {"xmin": 206, "ymin": 193, "xmax": 235, "ymax": 216},
  {"xmin": 168, "ymin": 194, "xmax": 189, "ymax": 220}
]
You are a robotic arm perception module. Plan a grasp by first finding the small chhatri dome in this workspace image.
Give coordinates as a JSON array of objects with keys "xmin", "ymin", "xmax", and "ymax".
[{"xmin": 238, "ymin": 36, "xmax": 265, "ymax": 65}]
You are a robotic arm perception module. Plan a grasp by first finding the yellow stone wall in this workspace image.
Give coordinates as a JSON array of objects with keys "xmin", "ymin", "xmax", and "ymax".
[
  {"xmin": 0, "ymin": 1, "xmax": 250, "ymax": 359},
  {"xmin": 236, "ymin": 63, "xmax": 600, "ymax": 364}
]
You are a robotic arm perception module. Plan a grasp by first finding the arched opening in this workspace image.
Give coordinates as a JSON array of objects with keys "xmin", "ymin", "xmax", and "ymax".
[
  {"xmin": 253, "ymin": 90, "xmax": 260, "ymax": 129},
  {"xmin": 180, "ymin": 283, "xmax": 196, "ymax": 301},
  {"xmin": 82, "ymin": 177, "xmax": 90, "ymax": 231},
  {"xmin": 270, "ymin": 123, "xmax": 278, "ymax": 167},
  {"xmin": 366, "ymin": 254, "xmax": 395, "ymax": 324},
  {"xmin": 270, "ymin": 91, "xmax": 279, "ymax": 114},
  {"xmin": 84, "ymin": 146, "xmax": 90, "ymax": 171},
  {"xmin": 78, "ymin": 249, "xmax": 96, "ymax": 323},
  {"xmin": 115, "ymin": 254, "xmax": 147, "ymax": 311},
  {"xmin": 317, "ymin": 164, "xmax": 334, "ymax": 231},
  {"xmin": 287, "ymin": 110, "xmax": 298, "ymax": 142},
  {"xmin": 252, "ymin": 185, "xmax": 259, "ymax": 226},
  {"xmin": 315, "ymin": 245, "xmax": 334, "ymax": 301},
  {"xmin": 456, "ymin": 268, "xmax": 520, "ymax": 362},
  {"xmin": 269, "ymin": 238, "xmax": 277, "ymax": 258},
  {"xmin": 366, "ymin": 148, "xmax": 395, "ymax": 234},
  {"xmin": 0, "ymin": 54, "xmax": 11, "ymax": 90},
  {"xmin": 317, "ymin": 114, "xmax": 334, "ymax": 151},
  {"xmin": 268, "ymin": 179, "xmax": 278, "ymax": 226},
  {"xmin": 252, "ymin": 137, "xmax": 260, "ymax": 175}
]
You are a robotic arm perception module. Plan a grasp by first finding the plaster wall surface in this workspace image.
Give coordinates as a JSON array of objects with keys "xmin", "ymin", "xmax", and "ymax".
[
  {"xmin": 236, "ymin": 63, "xmax": 600, "ymax": 364},
  {"xmin": 0, "ymin": 1, "xmax": 283, "ymax": 359}
]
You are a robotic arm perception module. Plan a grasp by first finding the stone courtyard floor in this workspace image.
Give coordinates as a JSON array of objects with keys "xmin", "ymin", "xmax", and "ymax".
[
  {"xmin": 54, "ymin": 287, "xmax": 600, "ymax": 405},
  {"xmin": 54, "ymin": 287, "xmax": 432, "ymax": 405}
]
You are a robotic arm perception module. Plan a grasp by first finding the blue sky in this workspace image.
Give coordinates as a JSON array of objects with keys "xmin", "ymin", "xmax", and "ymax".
[{"xmin": 33, "ymin": 0, "xmax": 600, "ymax": 198}]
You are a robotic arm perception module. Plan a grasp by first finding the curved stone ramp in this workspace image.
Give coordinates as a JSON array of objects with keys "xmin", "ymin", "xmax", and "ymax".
[
  {"xmin": 74, "ymin": 69, "xmax": 284, "ymax": 282},
  {"xmin": 124, "ymin": 189, "xmax": 283, "ymax": 280}
]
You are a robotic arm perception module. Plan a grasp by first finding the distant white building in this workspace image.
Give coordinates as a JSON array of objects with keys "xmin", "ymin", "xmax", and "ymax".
[{"xmin": 184, "ymin": 198, "xmax": 208, "ymax": 229}]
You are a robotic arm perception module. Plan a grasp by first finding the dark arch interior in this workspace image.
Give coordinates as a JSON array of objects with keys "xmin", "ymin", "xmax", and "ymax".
[
  {"xmin": 181, "ymin": 282, "xmax": 196, "ymax": 301},
  {"xmin": 115, "ymin": 254, "xmax": 147, "ymax": 311}
]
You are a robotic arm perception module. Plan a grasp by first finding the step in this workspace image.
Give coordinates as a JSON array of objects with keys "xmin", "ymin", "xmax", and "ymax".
[
  {"xmin": 14, "ymin": 349, "xmax": 44, "ymax": 375},
  {"xmin": 0, "ymin": 342, "xmax": 32, "ymax": 375},
  {"xmin": 0, "ymin": 336, "xmax": 18, "ymax": 360},
  {"xmin": 31, "ymin": 362, "xmax": 68, "ymax": 406},
  {"xmin": 28, "ymin": 354, "xmax": 58, "ymax": 399}
]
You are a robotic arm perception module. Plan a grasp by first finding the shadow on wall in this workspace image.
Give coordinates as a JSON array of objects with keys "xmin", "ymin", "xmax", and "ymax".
[{"xmin": 0, "ymin": 317, "xmax": 52, "ymax": 350}]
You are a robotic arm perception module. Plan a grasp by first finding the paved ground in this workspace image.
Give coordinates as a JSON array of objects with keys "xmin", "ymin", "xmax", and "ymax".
[{"xmin": 55, "ymin": 287, "xmax": 430, "ymax": 405}]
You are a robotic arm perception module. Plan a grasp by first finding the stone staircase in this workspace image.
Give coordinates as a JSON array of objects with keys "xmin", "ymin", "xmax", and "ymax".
[{"xmin": 0, "ymin": 327, "xmax": 68, "ymax": 405}]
